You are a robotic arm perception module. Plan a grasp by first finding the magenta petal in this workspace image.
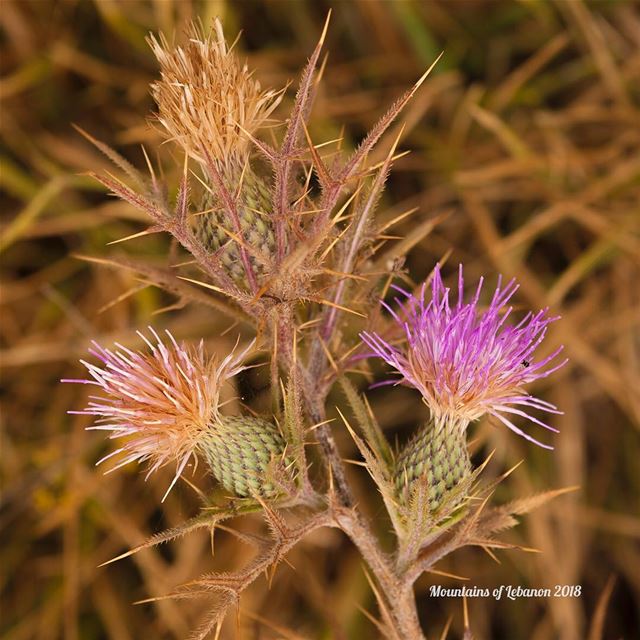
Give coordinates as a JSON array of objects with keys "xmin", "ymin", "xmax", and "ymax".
[{"xmin": 359, "ymin": 264, "xmax": 567, "ymax": 448}]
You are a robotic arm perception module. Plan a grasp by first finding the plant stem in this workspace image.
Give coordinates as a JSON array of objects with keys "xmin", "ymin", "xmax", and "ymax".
[
  {"xmin": 307, "ymin": 398, "xmax": 356, "ymax": 508},
  {"xmin": 334, "ymin": 507, "xmax": 425, "ymax": 639},
  {"xmin": 273, "ymin": 307, "xmax": 356, "ymax": 508},
  {"xmin": 274, "ymin": 304, "xmax": 423, "ymax": 635}
]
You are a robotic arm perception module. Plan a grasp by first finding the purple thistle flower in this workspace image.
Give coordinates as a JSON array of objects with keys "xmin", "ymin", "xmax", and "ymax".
[
  {"xmin": 361, "ymin": 265, "xmax": 567, "ymax": 449},
  {"xmin": 63, "ymin": 328, "xmax": 253, "ymax": 500}
]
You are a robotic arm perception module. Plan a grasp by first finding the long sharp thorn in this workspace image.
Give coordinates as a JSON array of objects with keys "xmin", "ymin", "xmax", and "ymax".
[
  {"xmin": 331, "ymin": 187, "xmax": 361, "ymax": 225},
  {"xmin": 439, "ymin": 616, "xmax": 453, "ymax": 640},
  {"xmin": 378, "ymin": 207, "xmax": 419, "ymax": 233},
  {"xmin": 141, "ymin": 144, "xmax": 157, "ymax": 187},
  {"xmin": 106, "ymin": 228, "xmax": 161, "ymax": 245},
  {"xmin": 302, "ymin": 120, "xmax": 332, "ymax": 186},
  {"xmin": 237, "ymin": 123, "xmax": 277, "ymax": 160},
  {"xmin": 315, "ymin": 298, "xmax": 366, "ymax": 318},
  {"xmin": 413, "ymin": 51, "xmax": 444, "ymax": 95},
  {"xmin": 177, "ymin": 276, "xmax": 227, "ymax": 296},
  {"xmin": 318, "ymin": 10, "xmax": 331, "ymax": 50}
]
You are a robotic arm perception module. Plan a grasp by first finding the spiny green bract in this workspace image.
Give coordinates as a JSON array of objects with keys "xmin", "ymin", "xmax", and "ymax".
[
  {"xmin": 193, "ymin": 168, "xmax": 276, "ymax": 287},
  {"xmin": 198, "ymin": 415, "xmax": 290, "ymax": 498},
  {"xmin": 394, "ymin": 420, "xmax": 471, "ymax": 510}
]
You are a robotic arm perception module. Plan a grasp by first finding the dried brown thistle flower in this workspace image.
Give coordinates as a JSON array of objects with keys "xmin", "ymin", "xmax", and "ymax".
[
  {"xmin": 148, "ymin": 20, "xmax": 282, "ymax": 168},
  {"xmin": 94, "ymin": 15, "xmax": 434, "ymax": 318},
  {"xmin": 149, "ymin": 21, "xmax": 283, "ymax": 290}
]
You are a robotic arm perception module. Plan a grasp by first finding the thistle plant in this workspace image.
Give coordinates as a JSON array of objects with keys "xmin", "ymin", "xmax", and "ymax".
[
  {"xmin": 67, "ymin": 15, "xmax": 571, "ymax": 639},
  {"xmin": 362, "ymin": 265, "xmax": 567, "ymax": 511},
  {"xmin": 149, "ymin": 22, "xmax": 282, "ymax": 288},
  {"xmin": 64, "ymin": 329, "xmax": 293, "ymax": 500}
]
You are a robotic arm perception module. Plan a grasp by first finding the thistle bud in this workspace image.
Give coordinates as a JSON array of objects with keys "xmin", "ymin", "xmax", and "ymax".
[
  {"xmin": 394, "ymin": 417, "xmax": 471, "ymax": 510},
  {"xmin": 194, "ymin": 167, "xmax": 277, "ymax": 288},
  {"xmin": 63, "ymin": 329, "xmax": 291, "ymax": 501},
  {"xmin": 198, "ymin": 415, "xmax": 288, "ymax": 498},
  {"xmin": 149, "ymin": 21, "xmax": 282, "ymax": 289}
]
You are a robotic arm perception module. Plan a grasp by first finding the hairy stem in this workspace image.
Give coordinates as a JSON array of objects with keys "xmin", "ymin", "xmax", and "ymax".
[
  {"xmin": 307, "ymin": 398, "xmax": 355, "ymax": 508},
  {"xmin": 272, "ymin": 305, "xmax": 356, "ymax": 508},
  {"xmin": 334, "ymin": 507, "xmax": 425, "ymax": 639}
]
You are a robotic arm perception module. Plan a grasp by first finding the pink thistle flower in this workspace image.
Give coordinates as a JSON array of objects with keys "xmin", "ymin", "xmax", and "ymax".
[
  {"xmin": 63, "ymin": 328, "xmax": 252, "ymax": 500},
  {"xmin": 361, "ymin": 265, "xmax": 567, "ymax": 449}
]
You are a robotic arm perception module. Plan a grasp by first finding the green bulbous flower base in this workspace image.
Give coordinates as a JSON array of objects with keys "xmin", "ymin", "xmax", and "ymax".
[
  {"xmin": 193, "ymin": 167, "xmax": 275, "ymax": 287},
  {"xmin": 394, "ymin": 418, "xmax": 471, "ymax": 511},
  {"xmin": 199, "ymin": 415, "xmax": 288, "ymax": 498}
]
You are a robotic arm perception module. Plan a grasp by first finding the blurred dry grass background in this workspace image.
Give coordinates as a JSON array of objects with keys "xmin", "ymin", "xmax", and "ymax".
[{"xmin": 1, "ymin": 1, "xmax": 639, "ymax": 638}]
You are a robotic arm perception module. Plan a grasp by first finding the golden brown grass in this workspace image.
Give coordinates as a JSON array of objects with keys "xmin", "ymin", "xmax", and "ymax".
[{"xmin": 1, "ymin": 1, "xmax": 639, "ymax": 639}]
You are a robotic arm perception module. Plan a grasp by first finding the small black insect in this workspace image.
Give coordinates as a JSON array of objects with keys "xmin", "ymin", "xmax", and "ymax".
[{"xmin": 522, "ymin": 360, "xmax": 530, "ymax": 368}]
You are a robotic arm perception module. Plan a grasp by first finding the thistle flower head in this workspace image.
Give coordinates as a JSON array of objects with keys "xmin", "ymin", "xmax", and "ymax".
[
  {"xmin": 361, "ymin": 265, "xmax": 567, "ymax": 449},
  {"xmin": 64, "ymin": 328, "xmax": 252, "ymax": 499},
  {"xmin": 148, "ymin": 19, "xmax": 282, "ymax": 166}
]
